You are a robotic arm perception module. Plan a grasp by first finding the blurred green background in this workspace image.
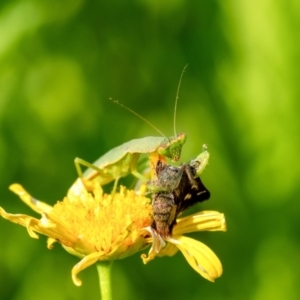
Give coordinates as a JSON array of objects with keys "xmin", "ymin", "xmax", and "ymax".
[{"xmin": 0, "ymin": 1, "xmax": 299, "ymax": 299}]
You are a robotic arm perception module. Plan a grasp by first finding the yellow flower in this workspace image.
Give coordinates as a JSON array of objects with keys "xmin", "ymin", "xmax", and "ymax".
[
  {"xmin": 0, "ymin": 179, "xmax": 226, "ymax": 285},
  {"xmin": 142, "ymin": 211, "xmax": 226, "ymax": 282},
  {"xmin": 0, "ymin": 179, "xmax": 152, "ymax": 286}
]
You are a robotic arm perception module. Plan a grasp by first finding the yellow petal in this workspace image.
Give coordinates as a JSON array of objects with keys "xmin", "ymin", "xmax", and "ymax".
[
  {"xmin": 0, "ymin": 207, "xmax": 41, "ymax": 239},
  {"xmin": 9, "ymin": 184, "xmax": 52, "ymax": 214},
  {"xmin": 174, "ymin": 211, "xmax": 226, "ymax": 236},
  {"xmin": 171, "ymin": 236, "xmax": 222, "ymax": 282},
  {"xmin": 47, "ymin": 237, "xmax": 57, "ymax": 249},
  {"xmin": 71, "ymin": 252, "xmax": 106, "ymax": 286},
  {"xmin": 157, "ymin": 242, "xmax": 178, "ymax": 257},
  {"xmin": 141, "ymin": 227, "xmax": 166, "ymax": 264}
]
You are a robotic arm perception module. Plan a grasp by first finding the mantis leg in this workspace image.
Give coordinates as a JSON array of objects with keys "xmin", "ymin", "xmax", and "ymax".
[
  {"xmin": 74, "ymin": 157, "xmax": 104, "ymax": 178},
  {"xmin": 111, "ymin": 176, "xmax": 120, "ymax": 196},
  {"xmin": 129, "ymin": 153, "xmax": 148, "ymax": 181},
  {"xmin": 190, "ymin": 148, "xmax": 210, "ymax": 177},
  {"xmin": 75, "ymin": 157, "xmax": 121, "ymax": 194}
]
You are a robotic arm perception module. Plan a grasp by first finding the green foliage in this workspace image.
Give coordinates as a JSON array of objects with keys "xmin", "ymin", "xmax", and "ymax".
[{"xmin": 0, "ymin": 1, "xmax": 299, "ymax": 299}]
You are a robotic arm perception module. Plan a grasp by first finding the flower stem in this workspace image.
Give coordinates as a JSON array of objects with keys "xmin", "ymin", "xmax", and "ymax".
[{"xmin": 96, "ymin": 261, "xmax": 113, "ymax": 300}]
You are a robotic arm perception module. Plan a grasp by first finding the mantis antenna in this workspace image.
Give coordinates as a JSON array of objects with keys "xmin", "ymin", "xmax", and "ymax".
[
  {"xmin": 173, "ymin": 64, "xmax": 188, "ymax": 138},
  {"xmin": 110, "ymin": 65, "xmax": 188, "ymax": 140},
  {"xmin": 109, "ymin": 98, "xmax": 167, "ymax": 139}
]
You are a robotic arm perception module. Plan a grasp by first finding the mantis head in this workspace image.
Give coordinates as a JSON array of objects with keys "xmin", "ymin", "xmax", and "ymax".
[{"xmin": 158, "ymin": 133, "xmax": 187, "ymax": 162}]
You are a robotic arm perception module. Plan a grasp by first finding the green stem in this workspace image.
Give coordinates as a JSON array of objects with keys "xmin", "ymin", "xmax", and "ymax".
[{"xmin": 96, "ymin": 261, "xmax": 113, "ymax": 300}]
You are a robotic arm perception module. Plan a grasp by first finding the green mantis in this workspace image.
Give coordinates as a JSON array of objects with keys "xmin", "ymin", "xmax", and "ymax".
[
  {"xmin": 70, "ymin": 66, "xmax": 189, "ymax": 194},
  {"xmin": 73, "ymin": 134, "xmax": 186, "ymax": 192}
]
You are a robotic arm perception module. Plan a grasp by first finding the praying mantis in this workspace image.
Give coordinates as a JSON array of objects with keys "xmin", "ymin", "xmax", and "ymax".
[
  {"xmin": 73, "ymin": 134, "xmax": 186, "ymax": 190},
  {"xmin": 69, "ymin": 66, "xmax": 189, "ymax": 195}
]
